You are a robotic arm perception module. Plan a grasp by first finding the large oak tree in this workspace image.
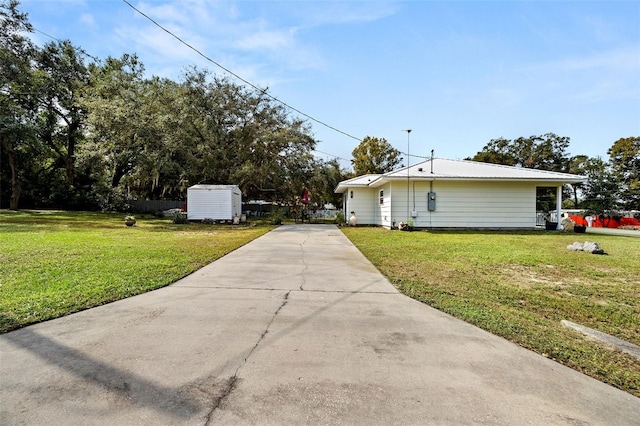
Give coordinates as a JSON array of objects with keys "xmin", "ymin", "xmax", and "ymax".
[{"xmin": 351, "ymin": 136, "xmax": 402, "ymax": 175}]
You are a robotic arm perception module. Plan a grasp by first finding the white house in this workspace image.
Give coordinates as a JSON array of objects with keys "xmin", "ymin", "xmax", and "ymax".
[
  {"xmin": 187, "ymin": 184, "xmax": 242, "ymax": 221},
  {"xmin": 335, "ymin": 158, "xmax": 585, "ymax": 229}
]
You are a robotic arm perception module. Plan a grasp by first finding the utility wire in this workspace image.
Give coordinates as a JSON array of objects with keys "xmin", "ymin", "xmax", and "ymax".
[
  {"xmin": 34, "ymin": 12, "xmax": 353, "ymax": 164},
  {"xmin": 33, "ymin": 27, "xmax": 100, "ymax": 62},
  {"xmin": 121, "ymin": 0, "xmax": 362, "ymax": 144},
  {"xmin": 398, "ymin": 151, "xmax": 430, "ymax": 160},
  {"xmin": 313, "ymin": 148, "xmax": 348, "ymax": 162}
]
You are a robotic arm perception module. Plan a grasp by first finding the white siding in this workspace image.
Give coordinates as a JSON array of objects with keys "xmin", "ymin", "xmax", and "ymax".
[
  {"xmin": 373, "ymin": 183, "xmax": 392, "ymax": 227},
  {"xmin": 232, "ymin": 192, "xmax": 241, "ymax": 217},
  {"xmin": 390, "ymin": 181, "xmax": 414, "ymax": 225},
  {"xmin": 345, "ymin": 187, "xmax": 376, "ymax": 225},
  {"xmin": 345, "ymin": 180, "xmax": 538, "ymax": 228},
  {"xmin": 408, "ymin": 181, "xmax": 537, "ymax": 228}
]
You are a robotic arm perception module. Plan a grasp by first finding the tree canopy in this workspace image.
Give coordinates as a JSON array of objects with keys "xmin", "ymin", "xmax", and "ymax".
[
  {"xmin": 608, "ymin": 136, "xmax": 640, "ymax": 210},
  {"xmin": 351, "ymin": 136, "xmax": 401, "ymax": 175},
  {"xmin": 0, "ymin": 1, "xmax": 348, "ymax": 211},
  {"xmin": 468, "ymin": 133, "xmax": 570, "ymax": 172}
]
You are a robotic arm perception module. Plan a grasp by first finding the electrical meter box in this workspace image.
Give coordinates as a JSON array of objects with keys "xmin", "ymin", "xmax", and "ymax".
[{"xmin": 427, "ymin": 192, "xmax": 436, "ymax": 211}]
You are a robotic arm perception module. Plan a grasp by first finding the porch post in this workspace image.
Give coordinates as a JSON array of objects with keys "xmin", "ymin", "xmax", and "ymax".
[
  {"xmin": 343, "ymin": 193, "xmax": 347, "ymax": 216},
  {"xmin": 556, "ymin": 185, "xmax": 563, "ymax": 230}
]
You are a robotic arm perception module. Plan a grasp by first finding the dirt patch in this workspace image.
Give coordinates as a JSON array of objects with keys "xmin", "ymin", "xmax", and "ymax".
[{"xmin": 502, "ymin": 265, "xmax": 570, "ymax": 289}]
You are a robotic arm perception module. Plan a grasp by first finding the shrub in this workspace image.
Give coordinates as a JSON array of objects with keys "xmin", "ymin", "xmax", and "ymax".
[
  {"xmin": 270, "ymin": 208, "xmax": 285, "ymax": 225},
  {"xmin": 172, "ymin": 211, "xmax": 188, "ymax": 224}
]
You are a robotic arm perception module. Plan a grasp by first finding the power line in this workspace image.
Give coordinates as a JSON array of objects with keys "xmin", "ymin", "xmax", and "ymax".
[
  {"xmin": 32, "ymin": 27, "xmax": 100, "ymax": 62},
  {"xmin": 121, "ymin": 0, "xmax": 362, "ymax": 144},
  {"xmin": 313, "ymin": 149, "xmax": 345, "ymax": 160},
  {"xmin": 34, "ymin": 3, "xmax": 353, "ymax": 164},
  {"xmin": 398, "ymin": 151, "xmax": 430, "ymax": 160}
]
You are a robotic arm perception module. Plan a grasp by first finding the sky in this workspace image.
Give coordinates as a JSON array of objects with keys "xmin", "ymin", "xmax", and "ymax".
[{"xmin": 17, "ymin": 0, "xmax": 640, "ymax": 170}]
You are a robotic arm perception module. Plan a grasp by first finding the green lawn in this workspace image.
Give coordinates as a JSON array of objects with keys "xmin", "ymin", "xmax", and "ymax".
[
  {"xmin": 0, "ymin": 210, "xmax": 272, "ymax": 333},
  {"xmin": 341, "ymin": 227, "xmax": 640, "ymax": 398}
]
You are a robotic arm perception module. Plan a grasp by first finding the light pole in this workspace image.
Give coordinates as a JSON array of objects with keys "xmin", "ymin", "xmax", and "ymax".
[{"xmin": 403, "ymin": 129, "xmax": 412, "ymax": 223}]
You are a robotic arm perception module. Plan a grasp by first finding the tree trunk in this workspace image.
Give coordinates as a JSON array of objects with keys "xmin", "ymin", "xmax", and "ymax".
[
  {"xmin": 1, "ymin": 138, "xmax": 22, "ymax": 210},
  {"xmin": 65, "ymin": 121, "xmax": 79, "ymax": 187},
  {"xmin": 111, "ymin": 162, "xmax": 126, "ymax": 188}
]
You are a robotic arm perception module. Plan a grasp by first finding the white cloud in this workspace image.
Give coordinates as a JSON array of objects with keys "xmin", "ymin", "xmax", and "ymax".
[
  {"xmin": 297, "ymin": 1, "xmax": 398, "ymax": 26},
  {"xmin": 79, "ymin": 13, "xmax": 95, "ymax": 27},
  {"xmin": 115, "ymin": 0, "xmax": 335, "ymax": 82},
  {"xmin": 235, "ymin": 29, "xmax": 297, "ymax": 51},
  {"xmin": 135, "ymin": 1, "xmax": 192, "ymax": 25}
]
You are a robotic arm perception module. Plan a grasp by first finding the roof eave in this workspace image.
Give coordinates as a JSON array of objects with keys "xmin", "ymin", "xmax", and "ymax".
[{"xmin": 378, "ymin": 176, "xmax": 586, "ymax": 184}]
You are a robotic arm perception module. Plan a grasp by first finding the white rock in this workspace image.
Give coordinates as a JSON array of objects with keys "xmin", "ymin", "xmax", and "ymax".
[
  {"xmin": 583, "ymin": 241, "xmax": 605, "ymax": 254},
  {"xmin": 567, "ymin": 242, "xmax": 584, "ymax": 251}
]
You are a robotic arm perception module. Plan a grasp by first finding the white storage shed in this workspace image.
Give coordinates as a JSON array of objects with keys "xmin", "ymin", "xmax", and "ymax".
[{"xmin": 187, "ymin": 184, "xmax": 242, "ymax": 221}]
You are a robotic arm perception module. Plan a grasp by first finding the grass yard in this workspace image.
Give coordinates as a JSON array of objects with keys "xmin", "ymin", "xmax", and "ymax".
[
  {"xmin": 0, "ymin": 210, "xmax": 272, "ymax": 333},
  {"xmin": 341, "ymin": 227, "xmax": 640, "ymax": 397}
]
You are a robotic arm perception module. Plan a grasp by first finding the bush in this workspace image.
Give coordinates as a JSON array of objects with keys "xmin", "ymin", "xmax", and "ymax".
[
  {"xmin": 270, "ymin": 208, "xmax": 285, "ymax": 225},
  {"xmin": 172, "ymin": 211, "xmax": 188, "ymax": 224},
  {"xmin": 335, "ymin": 211, "xmax": 345, "ymax": 224}
]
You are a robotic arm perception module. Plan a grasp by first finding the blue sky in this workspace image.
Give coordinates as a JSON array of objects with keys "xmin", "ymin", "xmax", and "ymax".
[{"xmin": 19, "ymin": 0, "xmax": 640, "ymax": 169}]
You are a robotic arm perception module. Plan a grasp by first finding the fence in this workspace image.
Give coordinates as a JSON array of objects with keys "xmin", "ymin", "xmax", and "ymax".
[{"xmin": 128, "ymin": 200, "xmax": 184, "ymax": 213}]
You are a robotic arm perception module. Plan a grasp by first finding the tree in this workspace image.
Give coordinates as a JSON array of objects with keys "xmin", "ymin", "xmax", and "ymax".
[
  {"xmin": 351, "ymin": 136, "xmax": 401, "ymax": 175},
  {"xmin": 0, "ymin": 0, "xmax": 38, "ymax": 209},
  {"xmin": 469, "ymin": 137, "xmax": 517, "ymax": 166},
  {"xmin": 175, "ymin": 69, "xmax": 319, "ymax": 204},
  {"xmin": 307, "ymin": 159, "xmax": 347, "ymax": 209},
  {"xmin": 567, "ymin": 155, "xmax": 589, "ymax": 208},
  {"xmin": 608, "ymin": 136, "xmax": 640, "ymax": 210},
  {"xmin": 581, "ymin": 157, "xmax": 620, "ymax": 220},
  {"xmin": 82, "ymin": 55, "xmax": 167, "ymax": 207},
  {"xmin": 469, "ymin": 133, "xmax": 570, "ymax": 172},
  {"xmin": 83, "ymin": 55, "xmax": 145, "ymax": 188},
  {"xmin": 2, "ymin": 2, "xmax": 325, "ymax": 210},
  {"xmin": 35, "ymin": 40, "xmax": 90, "ymax": 192}
]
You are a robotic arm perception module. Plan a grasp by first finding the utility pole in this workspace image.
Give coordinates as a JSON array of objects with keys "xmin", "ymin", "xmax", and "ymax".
[{"xmin": 403, "ymin": 129, "xmax": 412, "ymax": 223}]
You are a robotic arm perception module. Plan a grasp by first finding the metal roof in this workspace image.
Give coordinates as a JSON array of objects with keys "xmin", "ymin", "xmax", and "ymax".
[
  {"xmin": 188, "ymin": 184, "xmax": 240, "ymax": 190},
  {"xmin": 336, "ymin": 174, "xmax": 382, "ymax": 187},
  {"xmin": 335, "ymin": 158, "xmax": 585, "ymax": 193}
]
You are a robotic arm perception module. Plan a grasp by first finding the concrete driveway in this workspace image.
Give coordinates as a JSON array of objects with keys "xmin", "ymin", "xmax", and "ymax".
[
  {"xmin": 585, "ymin": 227, "xmax": 640, "ymax": 237},
  {"xmin": 1, "ymin": 225, "xmax": 639, "ymax": 425}
]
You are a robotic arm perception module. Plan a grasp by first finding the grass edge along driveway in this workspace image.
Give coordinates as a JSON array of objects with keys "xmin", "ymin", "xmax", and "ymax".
[
  {"xmin": 341, "ymin": 226, "xmax": 640, "ymax": 398},
  {"xmin": 0, "ymin": 210, "xmax": 272, "ymax": 334}
]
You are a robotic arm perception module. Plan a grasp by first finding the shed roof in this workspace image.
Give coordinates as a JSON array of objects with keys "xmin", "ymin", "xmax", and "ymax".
[
  {"xmin": 188, "ymin": 184, "xmax": 240, "ymax": 191},
  {"xmin": 335, "ymin": 158, "xmax": 585, "ymax": 193}
]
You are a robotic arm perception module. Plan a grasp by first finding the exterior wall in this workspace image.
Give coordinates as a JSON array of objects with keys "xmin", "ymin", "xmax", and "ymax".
[
  {"xmin": 345, "ymin": 187, "xmax": 376, "ymax": 225},
  {"xmin": 187, "ymin": 187, "xmax": 242, "ymax": 220},
  {"xmin": 375, "ymin": 183, "xmax": 392, "ymax": 227},
  {"xmin": 390, "ymin": 181, "xmax": 414, "ymax": 226},
  {"xmin": 345, "ymin": 180, "xmax": 538, "ymax": 228},
  {"xmin": 407, "ymin": 181, "xmax": 537, "ymax": 228},
  {"xmin": 232, "ymin": 192, "xmax": 242, "ymax": 218}
]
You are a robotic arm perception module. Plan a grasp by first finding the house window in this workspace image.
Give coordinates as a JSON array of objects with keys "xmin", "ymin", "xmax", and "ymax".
[
  {"xmin": 379, "ymin": 190, "xmax": 384, "ymax": 205},
  {"xmin": 350, "ymin": 191, "xmax": 353, "ymax": 199}
]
